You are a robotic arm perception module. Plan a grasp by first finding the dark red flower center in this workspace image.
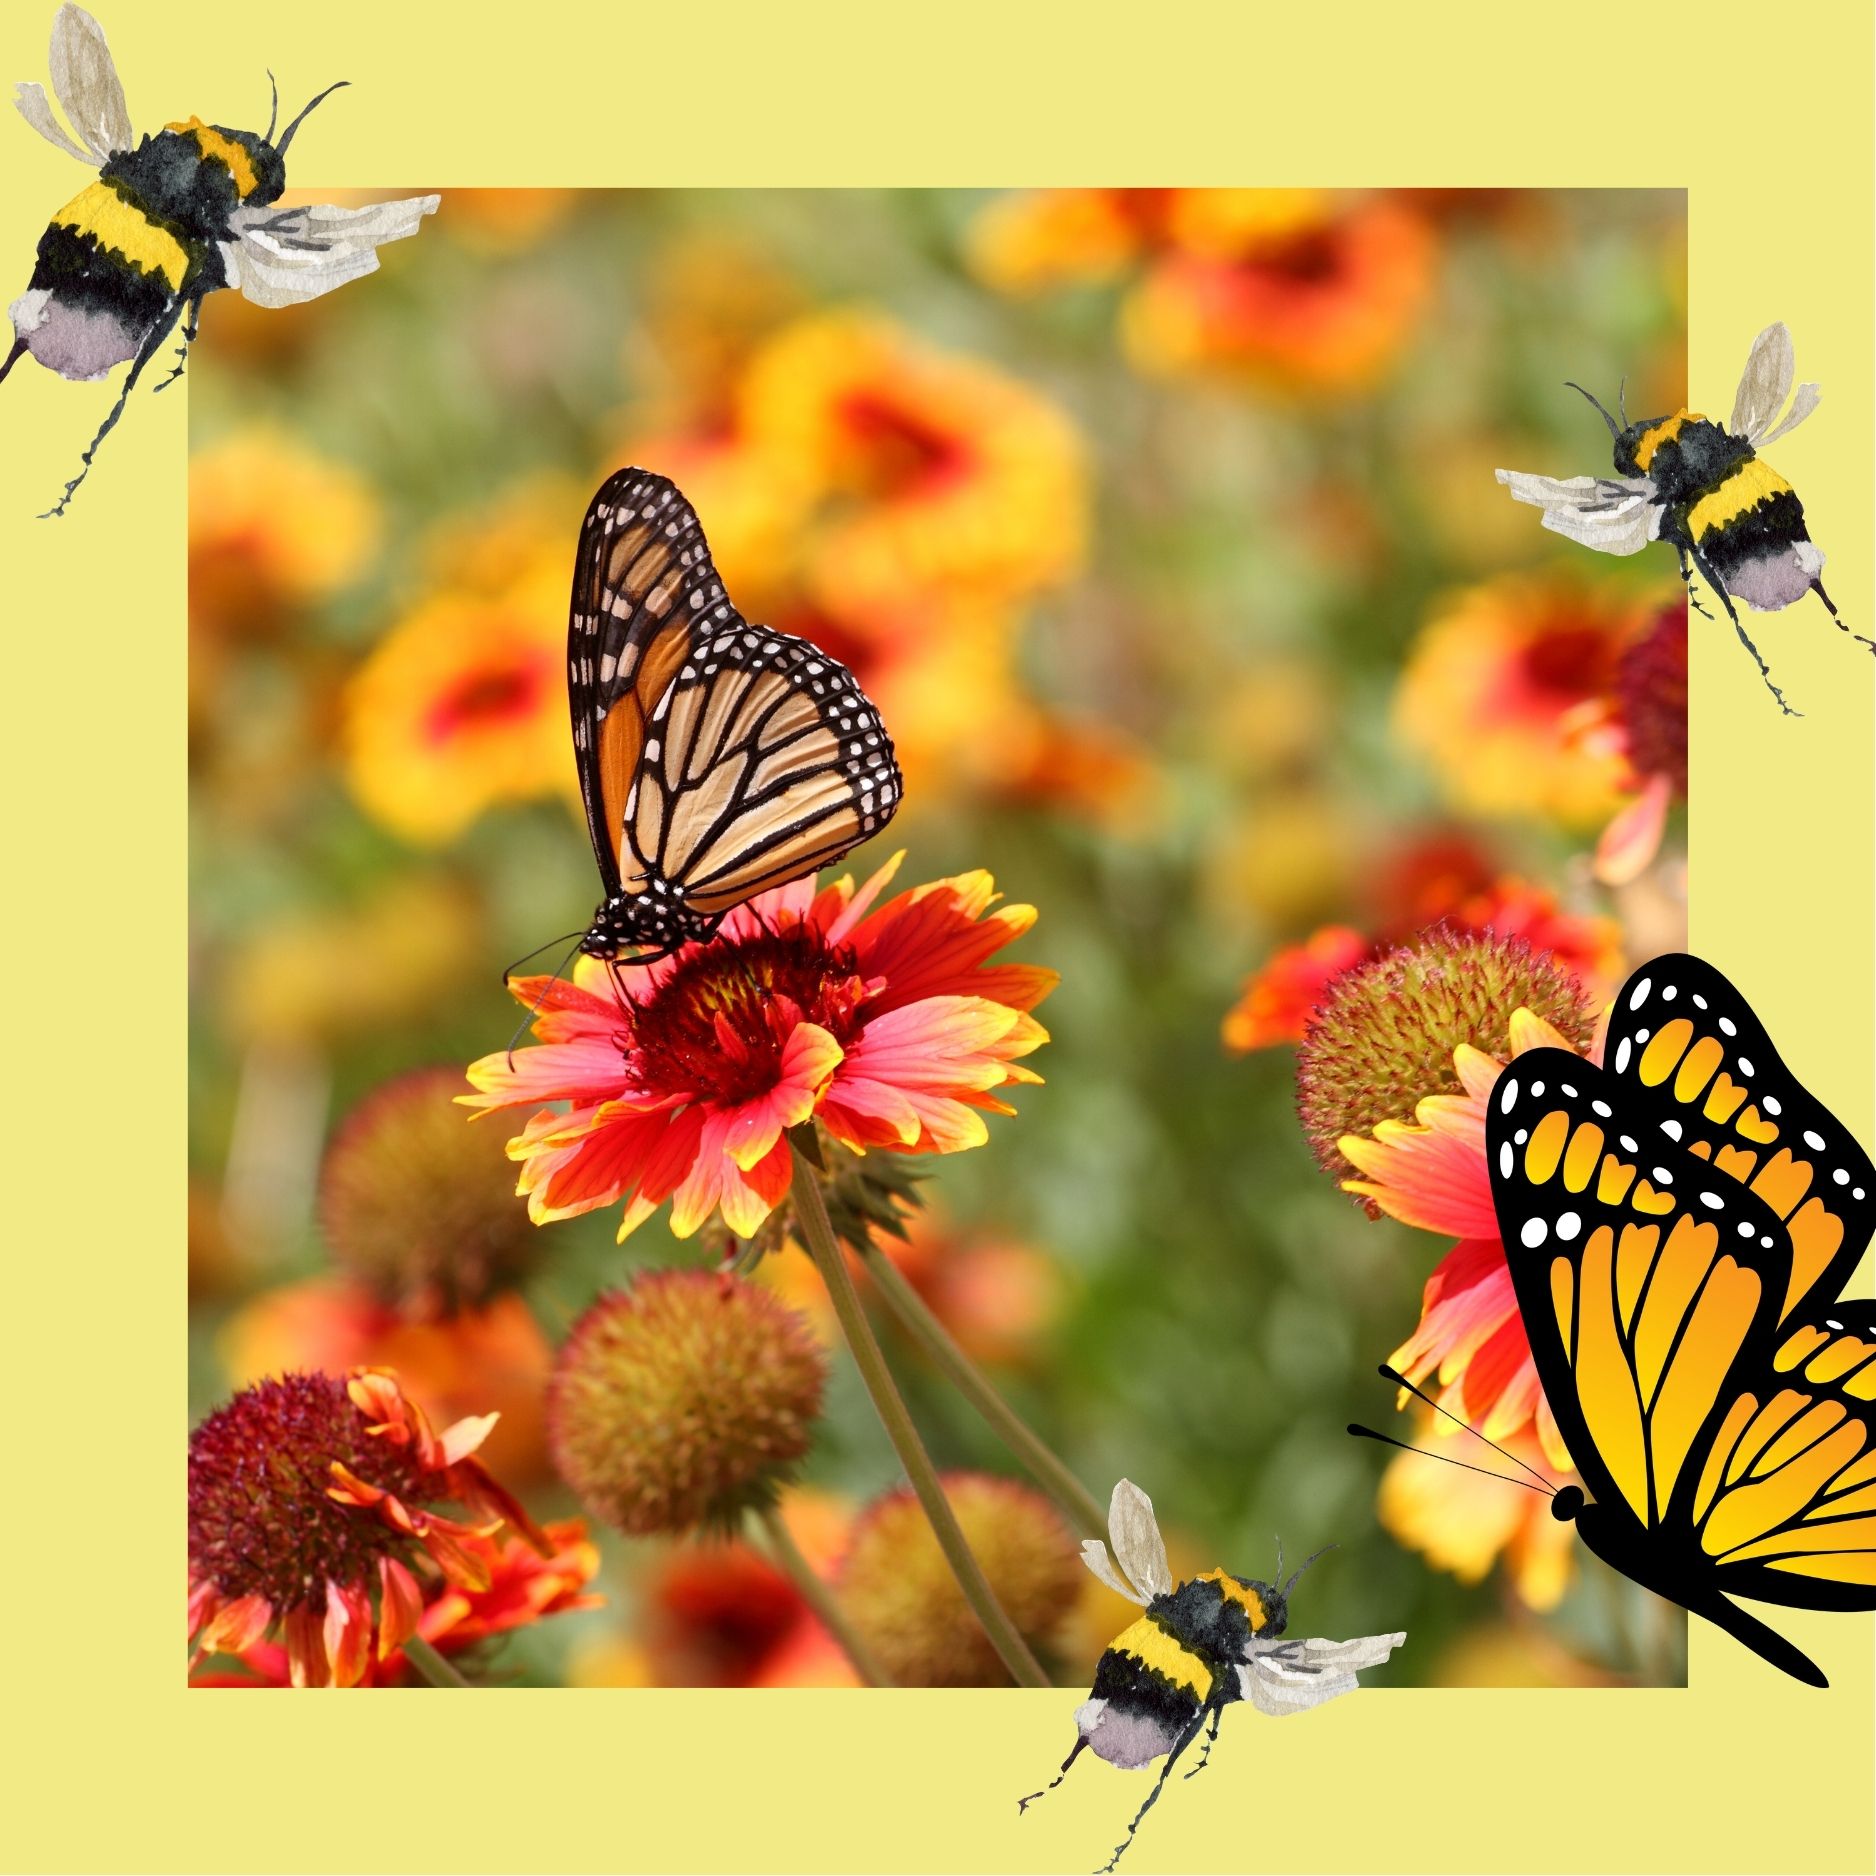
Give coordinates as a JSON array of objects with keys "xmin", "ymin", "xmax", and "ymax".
[
  {"xmin": 1518, "ymin": 623, "xmax": 1615, "ymax": 704},
  {"xmin": 1615, "ymin": 605, "xmax": 1689, "ymax": 793},
  {"xmin": 424, "ymin": 645, "xmax": 549, "ymax": 745},
  {"xmin": 188, "ymin": 1372, "xmax": 435, "ymax": 1617},
  {"xmin": 836, "ymin": 390, "xmax": 971, "ymax": 499},
  {"xmin": 1246, "ymin": 226, "xmax": 1346, "ymax": 287},
  {"xmin": 626, "ymin": 927, "xmax": 870, "ymax": 1108}
]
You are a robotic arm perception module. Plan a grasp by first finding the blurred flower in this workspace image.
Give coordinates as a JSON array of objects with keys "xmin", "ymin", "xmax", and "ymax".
[
  {"xmin": 190, "ymin": 1518, "xmax": 600, "ymax": 1686},
  {"xmin": 1573, "ymin": 603, "xmax": 1689, "ymax": 885},
  {"xmin": 318, "ymin": 1066, "xmax": 542, "ymax": 1311},
  {"xmin": 638, "ymin": 1492, "xmax": 860, "ymax": 1688},
  {"xmin": 342, "ymin": 546, "xmax": 569, "ymax": 843},
  {"xmin": 189, "ymin": 1368, "xmax": 547, "ymax": 1687},
  {"xmin": 839, "ymin": 1472, "xmax": 1078, "ymax": 1685},
  {"xmin": 1394, "ymin": 575, "xmax": 1640, "ymax": 828},
  {"xmin": 464, "ymin": 856, "xmax": 1055, "ymax": 1243},
  {"xmin": 189, "ymin": 427, "xmax": 381, "ymax": 640},
  {"xmin": 549, "ymin": 1270, "xmax": 827, "ymax": 1536},
  {"xmin": 736, "ymin": 309, "xmax": 1088, "ymax": 618},
  {"xmin": 219, "ymin": 1281, "xmax": 553, "ymax": 1481},
  {"xmin": 1378, "ymin": 1415, "xmax": 1575, "ymax": 1609},
  {"xmin": 1226, "ymin": 877, "xmax": 1623, "ymax": 1054},
  {"xmin": 219, "ymin": 872, "xmax": 486, "ymax": 1050},
  {"xmin": 439, "ymin": 188, "xmax": 580, "ymax": 253},
  {"xmin": 972, "ymin": 189, "xmax": 1436, "ymax": 394},
  {"xmin": 1296, "ymin": 929, "xmax": 1595, "ymax": 1188}
]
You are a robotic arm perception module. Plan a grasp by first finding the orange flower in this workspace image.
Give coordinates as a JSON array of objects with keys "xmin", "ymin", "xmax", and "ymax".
[
  {"xmin": 190, "ymin": 1519, "xmax": 600, "ymax": 1687},
  {"xmin": 1394, "ymin": 575, "xmax": 1642, "ymax": 828},
  {"xmin": 464, "ymin": 856, "xmax": 1055, "ymax": 1243},
  {"xmin": 1223, "ymin": 926, "xmax": 1368, "ymax": 1052},
  {"xmin": 966, "ymin": 188, "xmax": 1172, "ymax": 293},
  {"xmin": 189, "ymin": 1368, "xmax": 551, "ymax": 1688}
]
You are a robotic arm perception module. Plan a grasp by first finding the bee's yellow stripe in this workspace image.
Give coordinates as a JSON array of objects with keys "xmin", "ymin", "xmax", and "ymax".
[
  {"xmin": 1690, "ymin": 458, "xmax": 1794, "ymax": 541},
  {"xmin": 1631, "ymin": 410, "xmax": 1693, "ymax": 471},
  {"xmin": 1196, "ymin": 1568, "xmax": 1270, "ymax": 1633},
  {"xmin": 1112, "ymin": 1615, "xmax": 1213, "ymax": 1699},
  {"xmin": 53, "ymin": 182, "xmax": 189, "ymax": 289},
  {"xmin": 166, "ymin": 116, "xmax": 260, "ymax": 198}
]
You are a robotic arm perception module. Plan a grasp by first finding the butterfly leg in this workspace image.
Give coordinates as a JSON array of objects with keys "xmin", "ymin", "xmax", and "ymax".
[
  {"xmin": 1687, "ymin": 541, "xmax": 1800, "ymax": 717},
  {"xmin": 153, "ymin": 294, "xmax": 207, "ymax": 393},
  {"xmin": 1017, "ymin": 1734, "xmax": 1087, "ymax": 1813},
  {"xmin": 1181, "ymin": 1702, "xmax": 1224, "ymax": 1780},
  {"xmin": 1810, "ymin": 581, "xmax": 1875, "ymax": 653},
  {"xmin": 39, "ymin": 296, "xmax": 186, "ymax": 518},
  {"xmin": 1096, "ymin": 1715, "xmax": 1206, "ymax": 1874}
]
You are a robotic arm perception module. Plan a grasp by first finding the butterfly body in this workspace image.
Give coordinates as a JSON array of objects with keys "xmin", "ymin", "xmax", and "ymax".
[
  {"xmin": 1485, "ymin": 954, "xmax": 1876, "ymax": 1686},
  {"xmin": 5, "ymin": 6, "xmax": 437, "ymax": 513},
  {"xmin": 566, "ymin": 469, "xmax": 901, "ymax": 966}
]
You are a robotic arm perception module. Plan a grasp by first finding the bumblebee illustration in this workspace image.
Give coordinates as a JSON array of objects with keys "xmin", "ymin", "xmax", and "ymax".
[
  {"xmin": 1019, "ymin": 1480, "xmax": 1404, "ymax": 1873},
  {"xmin": 1498, "ymin": 322, "xmax": 1868, "ymax": 716},
  {"xmin": 3, "ymin": 5, "xmax": 438, "ymax": 514}
]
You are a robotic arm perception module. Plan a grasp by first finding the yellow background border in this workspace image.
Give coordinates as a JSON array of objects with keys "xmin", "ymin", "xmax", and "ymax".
[{"xmin": 3, "ymin": 2, "xmax": 1869, "ymax": 1869}]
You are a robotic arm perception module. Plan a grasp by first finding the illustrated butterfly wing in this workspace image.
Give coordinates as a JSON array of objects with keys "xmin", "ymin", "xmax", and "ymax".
[
  {"xmin": 568, "ymin": 468, "xmax": 901, "ymax": 957},
  {"xmin": 1489, "ymin": 1052, "xmax": 1876, "ymax": 1681},
  {"xmin": 1601, "ymin": 954, "xmax": 1874, "ymax": 1321}
]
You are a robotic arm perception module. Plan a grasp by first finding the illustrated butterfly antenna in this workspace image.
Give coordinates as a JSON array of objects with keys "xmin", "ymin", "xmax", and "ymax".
[
  {"xmin": 264, "ymin": 70, "xmax": 279, "ymax": 141},
  {"xmin": 274, "ymin": 80, "xmax": 350, "ymax": 156},
  {"xmin": 1564, "ymin": 380, "xmax": 1622, "ymax": 443},
  {"xmin": 500, "ymin": 930, "xmax": 587, "ymax": 1069},
  {"xmin": 1346, "ymin": 1422, "xmax": 1554, "ymax": 1492},
  {"xmin": 1017, "ymin": 1735, "xmax": 1087, "ymax": 1814},
  {"xmin": 1376, "ymin": 1363, "xmax": 1557, "ymax": 1489},
  {"xmin": 1281, "ymin": 1543, "xmax": 1336, "ymax": 1600},
  {"xmin": 1097, "ymin": 1713, "xmax": 1208, "ymax": 1873}
]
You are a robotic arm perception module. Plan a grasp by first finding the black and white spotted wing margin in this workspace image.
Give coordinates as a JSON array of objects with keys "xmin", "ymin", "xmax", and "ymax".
[{"xmin": 568, "ymin": 467, "xmax": 902, "ymax": 961}]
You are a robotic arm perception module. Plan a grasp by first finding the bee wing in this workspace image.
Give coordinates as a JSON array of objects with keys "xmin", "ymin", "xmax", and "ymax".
[
  {"xmin": 1729, "ymin": 320, "xmax": 1819, "ymax": 448},
  {"xmin": 1495, "ymin": 469, "xmax": 1661, "ymax": 555},
  {"xmin": 1101, "ymin": 1478, "xmax": 1174, "ymax": 1601},
  {"xmin": 17, "ymin": 5, "xmax": 134, "ymax": 163},
  {"xmin": 1078, "ymin": 1537, "xmax": 1150, "ymax": 1606},
  {"xmin": 224, "ymin": 195, "xmax": 441, "ymax": 309},
  {"xmin": 1236, "ymin": 1631, "xmax": 1406, "ymax": 1716}
]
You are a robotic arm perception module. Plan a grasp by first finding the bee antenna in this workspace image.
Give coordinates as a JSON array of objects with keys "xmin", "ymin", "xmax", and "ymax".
[
  {"xmin": 264, "ymin": 70, "xmax": 279, "ymax": 142},
  {"xmin": 1564, "ymin": 380, "xmax": 1622, "ymax": 443},
  {"xmin": 1281, "ymin": 1544, "xmax": 1335, "ymax": 1600},
  {"xmin": 500, "ymin": 930, "xmax": 588, "ymax": 1069},
  {"xmin": 1618, "ymin": 375, "xmax": 1628, "ymax": 425},
  {"xmin": 274, "ymin": 79, "xmax": 350, "ymax": 155}
]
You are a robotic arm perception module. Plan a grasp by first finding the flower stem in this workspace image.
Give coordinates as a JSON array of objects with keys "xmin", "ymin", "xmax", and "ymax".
[
  {"xmin": 754, "ymin": 1502, "xmax": 892, "ymax": 1689},
  {"xmin": 788, "ymin": 1136, "xmax": 1050, "ymax": 1688},
  {"xmin": 857, "ymin": 1241, "xmax": 1106, "ymax": 1539},
  {"xmin": 403, "ymin": 1634, "xmax": 471, "ymax": 1688}
]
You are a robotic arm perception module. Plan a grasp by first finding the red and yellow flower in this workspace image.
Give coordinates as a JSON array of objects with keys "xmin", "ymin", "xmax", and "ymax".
[
  {"xmin": 463, "ymin": 856, "xmax": 1055, "ymax": 1243},
  {"xmin": 188, "ymin": 1367, "xmax": 552, "ymax": 1687}
]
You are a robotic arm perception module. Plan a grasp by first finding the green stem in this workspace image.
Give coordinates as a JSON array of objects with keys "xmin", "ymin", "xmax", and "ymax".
[
  {"xmin": 755, "ymin": 1502, "xmax": 892, "ymax": 1688},
  {"xmin": 403, "ymin": 1634, "xmax": 471, "ymax": 1688},
  {"xmin": 858, "ymin": 1240, "xmax": 1106, "ymax": 1539},
  {"xmin": 788, "ymin": 1136, "xmax": 1050, "ymax": 1688}
]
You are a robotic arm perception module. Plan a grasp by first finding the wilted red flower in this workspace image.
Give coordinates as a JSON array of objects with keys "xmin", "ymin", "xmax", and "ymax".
[
  {"xmin": 188, "ymin": 1368, "xmax": 549, "ymax": 1688},
  {"xmin": 463, "ymin": 856, "xmax": 1055, "ymax": 1243}
]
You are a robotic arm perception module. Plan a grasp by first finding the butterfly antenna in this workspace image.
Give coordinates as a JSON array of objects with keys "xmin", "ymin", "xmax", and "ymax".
[
  {"xmin": 1564, "ymin": 380, "xmax": 1622, "ymax": 443},
  {"xmin": 501, "ymin": 931, "xmax": 587, "ymax": 1069},
  {"xmin": 264, "ymin": 70, "xmax": 279, "ymax": 141},
  {"xmin": 1376, "ymin": 1364, "xmax": 1556, "ymax": 1488},
  {"xmin": 1281, "ymin": 1543, "xmax": 1336, "ymax": 1600},
  {"xmin": 1347, "ymin": 1422, "xmax": 1553, "ymax": 1492},
  {"xmin": 274, "ymin": 79, "xmax": 350, "ymax": 156}
]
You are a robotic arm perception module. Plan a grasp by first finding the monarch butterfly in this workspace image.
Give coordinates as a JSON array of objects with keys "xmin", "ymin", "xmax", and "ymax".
[
  {"xmin": 1482, "ymin": 954, "xmax": 1876, "ymax": 1686},
  {"xmin": 565, "ymin": 467, "xmax": 902, "ymax": 966},
  {"xmin": 1020, "ymin": 1480, "xmax": 1403, "ymax": 1873}
]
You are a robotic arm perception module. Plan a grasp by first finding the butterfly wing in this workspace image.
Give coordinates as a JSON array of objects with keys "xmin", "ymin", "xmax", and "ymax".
[
  {"xmin": 569, "ymin": 468, "xmax": 901, "ymax": 945},
  {"xmin": 1604, "ymin": 955, "xmax": 1874, "ymax": 1321},
  {"xmin": 1490, "ymin": 1055, "xmax": 1876, "ymax": 1612}
]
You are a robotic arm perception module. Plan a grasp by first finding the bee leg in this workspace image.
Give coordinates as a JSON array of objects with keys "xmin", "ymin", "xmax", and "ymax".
[
  {"xmin": 153, "ymin": 294, "xmax": 206, "ymax": 393},
  {"xmin": 39, "ymin": 297, "xmax": 186, "ymax": 518},
  {"xmin": 1017, "ymin": 1734, "xmax": 1087, "ymax": 1813},
  {"xmin": 1181, "ymin": 1703, "xmax": 1224, "ymax": 1780},
  {"xmin": 1675, "ymin": 547, "xmax": 1713, "ymax": 619},
  {"xmin": 1095, "ymin": 1715, "xmax": 1206, "ymax": 1874},
  {"xmin": 1811, "ymin": 581, "xmax": 1876, "ymax": 654},
  {"xmin": 1688, "ymin": 541, "xmax": 1801, "ymax": 717}
]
